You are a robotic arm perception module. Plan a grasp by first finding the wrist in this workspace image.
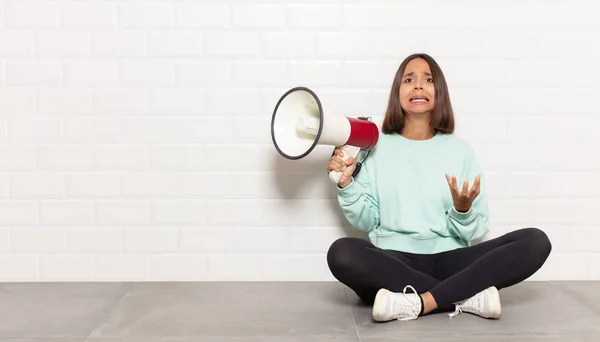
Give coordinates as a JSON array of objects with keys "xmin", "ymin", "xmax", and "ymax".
[
  {"xmin": 338, "ymin": 179, "xmax": 352, "ymax": 189},
  {"xmin": 454, "ymin": 206, "xmax": 470, "ymax": 213}
]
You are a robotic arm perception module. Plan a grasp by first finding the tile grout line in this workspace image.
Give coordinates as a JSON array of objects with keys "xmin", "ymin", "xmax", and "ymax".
[{"xmin": 343, "ymin": 285, "xmax": 362, "ymax": 342}]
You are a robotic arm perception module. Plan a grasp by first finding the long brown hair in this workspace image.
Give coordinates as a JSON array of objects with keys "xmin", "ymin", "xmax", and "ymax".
[{"xmin": 381, "ymin": 53, "xmax": 455, "ymax": 134}]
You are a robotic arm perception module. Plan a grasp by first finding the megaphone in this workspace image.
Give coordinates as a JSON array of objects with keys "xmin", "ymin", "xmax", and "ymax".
[{"xmin": 271, "ymin": 86, "xmax": 379, "ymax": 184}]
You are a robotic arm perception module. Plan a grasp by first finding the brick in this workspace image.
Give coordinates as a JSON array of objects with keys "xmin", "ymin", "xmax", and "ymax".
[
  {"xmin": 148, "ymin": 88, "xmax": 204, "ymax": 115},
  {"xmin": 34, "ymin": 31, "xmax": 90, "ymax": 58},
  {"xmin": 62, "ymin": 60, "xmax": 119, "ymax": 86},
  {"xmin": 36, "ymin": 145, "xmax": 94, "ymax": 171},
  {"xmin": 0, "ymin": 31, "xmax": 33, "ymax": 57},
  {"xmin": 261, "ymin": 255, "xmax": 333, "ymax": 281},
  {"xmin": 66, "ymin": 173, "xmax": 121, "ymax": 198},
  {"xmin": 316, "ymin": 32, "xmax": 371, "ymax": 58},
  {"xmin": 3, "ymin": 0, "xmax": 60, "ymax": 28},
  {"xmin": 175, "ymin": 3, "xmax": 231, "ymax": 28},
  {"xmin": 343, "ymin": 3, "xmax": 399, "ymax": 28},
  {"xmin": 5, "ymin": 60, "xmax": 61, "ymax": 86},
  {"xmin": 204, "ymin": 31, "xmax": 260, "ymax": 56},
  {"xmin": 63, "ymin": 117, "xmax": 120, "ymax": 143},
  {"xmin": 0, "ymin": 145, "xmax": 36, "ymax": 171},
  {"xmin": 67, "ymin": 228, "xmax": 122, "ymax": 253},
  {"xmin": 10, "ymin": 228, "xmax": 66, "ymax": 253},
  {"xmin": 9, "ymin": 172, "xmax": 65, "ymax": 199},
  {"xmin": 288, "ymin": 4, "xmax": 342, "ymax": 28},
  {"xmin": 39, "ymin": 255, "xmax": 95, "ymax": 281},
  {"xmin": 8, "ymin": 118, "xmax": 62, "ymax": 143},
  {"xmin": 93, "ymin": 144, "xmax": 150, "ymax": 170},
  {"xmin": 0, "ymin": 255, "xmax": 38, "ymax": 281},
  {"xmin": 95, "ymin": 200, "xmax": 152, "ymax": 227},
  {"xmin": 121, "ymin": 172, "xmax": 178, "ymax": 198},
  {"xmin": 148, "ymin": 255, "xmax": 208, "ymax": 281},
  {"xmin": 94, "ymin": 255, "xmax": 150, "ymax": 281},
  {"xmin": 207, "ymin": 255, "xmax": 262, "ymax": 281},
  {"xmin": 147, "ymin": 31, "xmax": 203, "ymax": 57},
  {"xmin": 92, "ymin": 89, "xmax": 147, "ymax": 115},
  {"xmin": 0, "ymin": 88, "xmax": 35, "ymax": 115},
  {"xmin": 262, "ymin": 33, "xmax": 315, "ymax": 58},
  {"xmin": 231, "ymin": 227, "xmax": 290, "ymax": 254},
  {"xmin": 204, "ymin": 88, "xmax": 260, "ymax": 115},
  {"xmin": 149, "ymin": 145, "xmax": 205, "ymax": 170},
  {"xmin": 232, "ymin": 61, "xmax": 288, "ymax": 86},
  {"xmin": 175, "ymin": 60, "xmax": 231, "ymax": 86},
  {"xmin": 179, "ymin": 227, "xmax": 234, "ymax": 254},
  {"xmin": 39, "ymin": 201, "xmax": 95, "ymax": 227},
  {"xmin": 152, "ymin": 200, "xmax": 206, "ymax": 226},
  {"xmin": 119, "ymin": 60, "xmax": 174, "ymax": 86},
  {"xmin": 91, "ymin": 31, "xmax": 145, "ymax": 57},
  {"xmin": 232, "ymin": 3, "xmax": 286, "ymax": 28},
  {"xmin": 61, "ymin": 3, "xmax": 117, "ymax": 29},
  {"xmin": 0, "ymin": 201, "xmax": 38, "ymax": 226},
  {"xmin": 122, "ymin": 228, "xmax": 178, "ymax": 253},
  {"xmin": 118, "ymin": 3, "xmax": 173, "ymax": 28},
  {"xmin": 37, "ymin": 88, "xmax": 91, "ymax": 115}
]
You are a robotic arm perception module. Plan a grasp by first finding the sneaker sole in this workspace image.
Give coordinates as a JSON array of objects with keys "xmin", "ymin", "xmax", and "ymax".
[
  {"xmin": 487, "ymin": 286, "xmax": 501, "ymax": 319},
  {"xmin": 372, "ymin": 288, "xmax": 390, "ymax": 322}
]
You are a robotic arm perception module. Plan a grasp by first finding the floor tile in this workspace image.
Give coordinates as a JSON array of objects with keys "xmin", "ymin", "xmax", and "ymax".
[
  {"xmin": 87, "ymin": 282, "xmax": 357, "ymax": 339},
  {"xmin": 550, "ymin": 281, "xmax": 600, "ymax": 315},
  {"xmin": 0, "ymin": 283, "xmax": 131, "ymax": 339}
]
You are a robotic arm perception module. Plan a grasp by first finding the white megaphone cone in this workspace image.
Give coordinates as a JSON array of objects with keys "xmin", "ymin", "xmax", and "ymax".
[{"xmin": 271, "ymin": 86, "xmax": 379, "ymax": 185}]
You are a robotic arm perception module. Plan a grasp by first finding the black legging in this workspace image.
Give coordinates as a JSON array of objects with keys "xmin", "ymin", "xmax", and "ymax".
[{"xmin": 327, "ymin": 227, "xmax": 552, "ymax": 313}]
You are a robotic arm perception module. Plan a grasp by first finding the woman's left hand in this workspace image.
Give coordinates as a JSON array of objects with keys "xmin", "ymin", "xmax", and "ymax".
[{"xmin": 445, "ymin": 174, "xmax": 481, "ymax": 212}]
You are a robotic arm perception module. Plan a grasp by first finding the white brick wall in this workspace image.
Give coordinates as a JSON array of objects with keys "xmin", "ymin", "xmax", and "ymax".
[{"xmin": 0, "ymin": 0, "xmax": 598, "ymax": 282}]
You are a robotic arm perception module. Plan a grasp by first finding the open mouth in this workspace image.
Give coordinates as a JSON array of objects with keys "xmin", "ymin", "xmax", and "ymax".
[{"xmin": 410, "ymin": 96, "xmax": 429, "ymax": 103}]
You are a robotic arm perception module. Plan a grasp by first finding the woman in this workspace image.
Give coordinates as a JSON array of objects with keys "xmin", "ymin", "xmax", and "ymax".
[{"xmin": 326, "ymin": 53, "xmax": 552, "ymax": 322}]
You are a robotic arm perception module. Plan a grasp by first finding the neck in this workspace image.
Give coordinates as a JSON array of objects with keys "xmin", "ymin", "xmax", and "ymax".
[{"xmin": 401, "ymin": 113, "xmax": 435, "ymax": 140}]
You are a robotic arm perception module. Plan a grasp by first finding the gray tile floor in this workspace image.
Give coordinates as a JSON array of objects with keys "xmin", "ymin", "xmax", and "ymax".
[{"xmin": 0, "ymin": 281, "xmax": 598, "ymax": 341}]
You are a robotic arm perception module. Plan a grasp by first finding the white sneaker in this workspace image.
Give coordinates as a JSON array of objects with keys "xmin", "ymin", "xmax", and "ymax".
[
  {"xmin": 449, "ymin": 286, "xmax": 501, "ymax": 319},
  {"xmin": 372, "ymin": 285, "xmax": 422, "ymax": 322}
]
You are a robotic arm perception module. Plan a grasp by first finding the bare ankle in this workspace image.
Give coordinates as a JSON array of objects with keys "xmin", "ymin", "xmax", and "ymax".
[{"xmin": 419, "ymin": 292, "xmax": 438, "ymax": 315}]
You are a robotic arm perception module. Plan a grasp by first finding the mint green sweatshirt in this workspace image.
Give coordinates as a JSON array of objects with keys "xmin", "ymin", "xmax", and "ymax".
[{"xmin": 337, "ymin": 131, "xmax": 489, "ymax": 254}]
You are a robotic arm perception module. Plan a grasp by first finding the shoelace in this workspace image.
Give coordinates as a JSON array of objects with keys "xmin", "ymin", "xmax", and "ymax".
[
  {"xmin": 449, "ymin": 293, "xmax": 480, "ymax": 319},
  {"xmin": 394, "ymin": 285, "xmax": 421, "ymax": 321},
  {"xmin": 449, "ymin": 305, "xmax": 462, "ymax": 318}
]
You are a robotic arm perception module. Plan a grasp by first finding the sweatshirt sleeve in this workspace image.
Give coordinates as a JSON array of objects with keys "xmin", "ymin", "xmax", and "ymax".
[
  {"xmin": 336, "ymin": 162, "xmax": 380, "ymax": 233},
  {"xmin": 445, "ymin": 147, "xmax": 490, "ymax": 242}
]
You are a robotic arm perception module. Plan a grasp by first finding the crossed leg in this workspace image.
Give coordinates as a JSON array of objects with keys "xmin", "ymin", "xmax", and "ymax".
[
  {"xmin": 326, "ymin": 236, "xmax": 441, "ymax": 305},
  {"xmin": 327, "ymin": 227, "xmax": 552, "ymax": 315},
  {"xmin": 423, "ymin": 227, "xmax": 552, "ymax": 312}
]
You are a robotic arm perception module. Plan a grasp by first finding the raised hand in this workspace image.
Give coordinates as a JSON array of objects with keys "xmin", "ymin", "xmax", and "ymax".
[{"xmin": 445, "ymin": 174, "xmax": 481, "ymax": 212}]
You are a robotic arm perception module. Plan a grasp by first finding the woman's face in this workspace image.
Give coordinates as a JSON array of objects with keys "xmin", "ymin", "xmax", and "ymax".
[{"xmin": 399, "ymin": 58, "xmax": 435, "ymax": 116}]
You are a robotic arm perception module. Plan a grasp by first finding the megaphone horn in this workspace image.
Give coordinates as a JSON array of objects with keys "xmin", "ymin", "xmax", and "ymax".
[{"xmin": 271, "ymin": 86, "xmax": 379, "ymax": 184}]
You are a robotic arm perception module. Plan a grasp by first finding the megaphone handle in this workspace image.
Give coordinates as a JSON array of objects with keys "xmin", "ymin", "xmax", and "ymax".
[{"xmin": 329, "ymin": 145, "xmax": 361, "ymax": 185}]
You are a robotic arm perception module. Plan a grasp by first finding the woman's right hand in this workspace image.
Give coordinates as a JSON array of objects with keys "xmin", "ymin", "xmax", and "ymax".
[{"xmin": 327, "ymin": 147, "xmax": 357, "ymax": 188}]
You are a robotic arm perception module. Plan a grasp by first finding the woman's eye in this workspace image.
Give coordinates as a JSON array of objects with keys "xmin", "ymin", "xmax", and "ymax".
[
  {"xmin": 404, "ymin": 78, "xmax": 412, "ymax": 83},
  {"xmin": 426, "ymin": 78, "xmax": 434, "ymax": 82}
]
